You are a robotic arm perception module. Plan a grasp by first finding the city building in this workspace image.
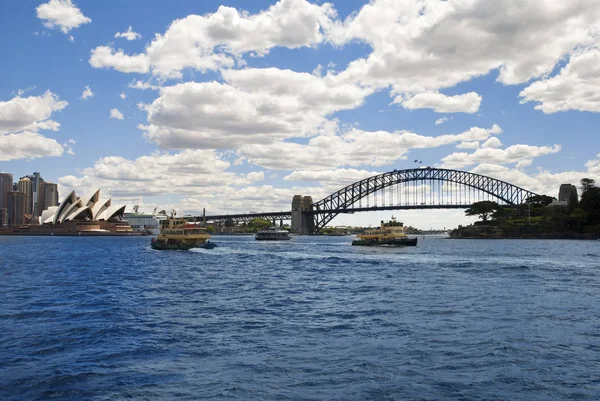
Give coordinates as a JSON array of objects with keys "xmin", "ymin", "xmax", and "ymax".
[
  {"xmin": 7, "ymin": 191, "xmax": 25, "ymax": 225},
  {"xmin": 31, "ymin": 189, "xmax": 134, "ymax": 235},
  {"xmin": 0, "ymin": 173, "xmax": 13, "ymax": 212},
  {"xmin": 558, "ymin": 184, "xmax": 578, "ymax": 204},
  {"xmin": 37, "ymin": 181, "xmax": 58, "ymax": 215},
  {"xmin": 18, "ymin": 177, "xmax": 33, "ymax": 220},
  {"xmin": 0, "ymin": 208, "xmax": 7, "ymax": 227}
]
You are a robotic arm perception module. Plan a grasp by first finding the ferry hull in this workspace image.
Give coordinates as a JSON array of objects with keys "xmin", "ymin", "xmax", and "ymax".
[{"xmin": 352, "ymin": 237, "xmax": 418, "ymax": 246}]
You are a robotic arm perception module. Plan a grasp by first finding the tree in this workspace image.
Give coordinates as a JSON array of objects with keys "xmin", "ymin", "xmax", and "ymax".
[
  {"xmin": 465, "ymin": 201, "xmax": 500, "ymax": 222},
  {"xmin": 247, "ymin": 218, "xmax": 272, "ymax": 233},
  {"xmin": 581, "ymin": 178, "xmax": 596, "ymax": 194},
  {"xmin": 579, "ymin": 186, "xmax": 600, "ymax": 225},
  {"xmin": 526, "ymin": 195, "xmax": 554, "ymax": 207}
]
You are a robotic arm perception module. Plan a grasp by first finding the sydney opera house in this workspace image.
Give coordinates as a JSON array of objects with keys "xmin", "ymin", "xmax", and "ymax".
[{"xmin": 0, "ymin": 189, "xmax": 136, "ymax": 236}]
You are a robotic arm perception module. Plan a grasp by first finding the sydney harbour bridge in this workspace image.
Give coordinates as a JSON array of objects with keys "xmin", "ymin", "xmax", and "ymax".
[{"xmin": 190, "ymin": 168, "xmax": 538, "ymax": 234}]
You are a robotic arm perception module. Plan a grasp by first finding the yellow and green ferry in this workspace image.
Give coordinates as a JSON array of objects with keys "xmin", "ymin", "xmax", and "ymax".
[
  {"xmin": 352, "ymin": 217, "xmax": 418, "ymax": 247},
  {"xmin": 151, "ymin": 217, "xmax": 215, "ymax": 250}
]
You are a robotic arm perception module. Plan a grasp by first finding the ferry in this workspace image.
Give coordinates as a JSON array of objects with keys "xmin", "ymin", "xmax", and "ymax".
[
  {"xmin": 151, "ymin": 216, "xmax": 216, "ymax": 250},
  {"xmin": 255, "ymin": 227, "xmax": 291, "ymax": 241},
  {"xmin": 352, "ymin": 217, "xmax": 418, "ymax": 246}
]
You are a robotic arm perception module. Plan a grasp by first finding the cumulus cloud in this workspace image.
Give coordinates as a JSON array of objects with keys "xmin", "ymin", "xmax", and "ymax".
[
  {"xmin": 180, "ymin": 184, "xmax": 329, "ymax": 215},
  {"xmin": 398, "ymin": 92, "xmax": 482, "ymax": 113},
  {"xmin": 89, "ymin": 46, "xmax": 150, "ymax": 74},
  {"xmin": 284, "ymin": 168, "xmax": 381, "ymax": 185},
  {"xmin": 109, "ymin": 108, "xmax": 124, "ymax": 120},
  {"xmin": 471, "ymin": 157, "xmax": 600, "ymax": 196},
  {"xmin": 519, "ymin": 48, "xmax": 600, "ymax": 113},
  {"xmin": 90, "ymin": 0, "xmax": 335, "ymax": 78},
  {"xmin": 329, "ymin": 0, "xmax": 600, "ymax": 111},
  {"xmin": 241, "ymin": 125, "xmax": 502, "ymax": 170},
  {"xmin": 0, "ymin": 90, "xmax": 67, "ymax": 134},
  {"xmin": 0, "ymin": 131, "xmax": 64, "ymax": 161},
  {"xmin": 81, "ymin": 85, "xmax": 93, "ymax": 100},
  {"xmin": 58, "ymin": 150, "xmax": 265, "ymax": 200},
  {"xmin": 120, "ymin": 92, "xmax": 126, "ymax": 99},
  {"xmin": 441, "ymin": 144, "xmax": 561, "ymax": 169},
  {"xmin": 36, "ymin": 0, "xmax": 91, "ymax": 34},
  {"xmin": 140, "ymin": 68, "xmax": 372, "ymax": 149},
  {"xmin": 115, "ymin": 26, "xmax": 141, "ymax": 41},
  {"xmin": 456, "ymin": 141, "xmax": 480, "ymax": 150}
]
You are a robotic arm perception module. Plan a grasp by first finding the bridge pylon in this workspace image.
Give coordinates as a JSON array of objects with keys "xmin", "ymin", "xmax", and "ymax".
[{"xmin": 291, "ymin": 195, "xmax": 314, "ymax": 234}]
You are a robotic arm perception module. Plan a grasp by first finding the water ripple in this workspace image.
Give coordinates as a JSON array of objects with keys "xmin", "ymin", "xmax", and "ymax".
[{"xmin": 0, "ymin": 236, "xmax": 599, "ymax": 400}]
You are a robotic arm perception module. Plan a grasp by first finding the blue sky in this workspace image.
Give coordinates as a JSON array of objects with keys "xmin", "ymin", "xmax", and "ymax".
[{"xmin": 1, "ymin": 0, "xmax": 599, "ymax": 228}]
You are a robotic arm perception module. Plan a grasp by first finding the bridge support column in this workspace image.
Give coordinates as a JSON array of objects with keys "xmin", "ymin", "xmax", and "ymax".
[{"xmin": 291, "ymin": 195, "xmax": 314, "ymax": 235}]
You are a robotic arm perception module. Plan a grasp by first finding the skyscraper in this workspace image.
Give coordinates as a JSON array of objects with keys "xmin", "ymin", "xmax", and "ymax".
[
  {"xmin": 0, "ymin": 173, "xmax": 13, "ymax": 212},
  {"xmin": 7, "ymin": 191, "xmax": 25, "ymax": 225},
  {"xmin": 30, "ymin": 172, "xmax": 43, "ymax": 216},
  {"xmin": 18, "ymin": 177, "xmax": 33, "ymax": 217},
  {"xmin": 0, "ymin": 208, "xmax": 7, "ymax": 227},
  {"xmin": 38, "ymin": 182, "xmax": 59, "ymax": 214}
]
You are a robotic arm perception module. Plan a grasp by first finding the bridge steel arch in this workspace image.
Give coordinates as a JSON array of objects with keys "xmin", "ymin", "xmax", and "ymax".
[{"xmin": 311, "ymin": 168, "xmax": 538, "ymax": 232}]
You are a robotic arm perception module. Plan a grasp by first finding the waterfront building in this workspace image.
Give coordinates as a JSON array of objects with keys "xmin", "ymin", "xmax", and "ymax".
[
  {"xmin": 37, "ymin": 181, "xmax": 59, "ymax": 215},
  {"xmin": 558, "ymin": 184, "xmax": 578, "ymax": 204},
  {"xmin": 29, "ymin": 172, "xmax": 44, "ymax": 217},
  {"xmin": 0, "ymin": 173, "xmax": 13, "ymax": 211},
  {"xmin": 35, "ymin": 189, "xmax": 133, "ymax": 234},
  {"xmin": 0, "ymin": 208, "xmax": 7, "ymax": 227},
  {"xmin": 18, "ymin": 177, "xmax": 33, "ymax": 219},
  {"xmin": 7, "ymin": 191, "xmax": 25, "ymax": 225}
]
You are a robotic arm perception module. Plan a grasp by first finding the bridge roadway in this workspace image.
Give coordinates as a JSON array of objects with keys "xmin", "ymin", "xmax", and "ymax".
[{"xmin": 189, "ymin": 204, "xmax": 472, "ymax": 224}]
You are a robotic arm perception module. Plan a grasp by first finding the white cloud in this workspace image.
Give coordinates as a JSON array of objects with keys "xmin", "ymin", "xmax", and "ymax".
[
  {"xmin": 90, "ymin": 0, "xmax": 335, "ymax": 78},
  {"xmin": 435, "ymin": 117, "xmax": 448, "ymax": 125},
  {"xmin": 441, "ymin": 144, "xmax": 561, "ymax": 169},
  {"xmin": 519, "ymin": 48, "xmax": 600, "ymax": 113},
  {"xmin": 0, "ymin": 90, "xmax": 67, "ymax": 134},
  {"xmin": 481, "ymin": 137, "xmax": 502, "ymax": 149},
  {"xmin": 398, "ymin": 92, "xmax": 482, "ymax": 113},
  {"xmin": 284, "ymin": 168, "xmax": 381, "ymax": 185},
  {"xmin": 115, "ymin": 26, "xmax": 141, "ymax": 41},
  {"xmin": 456, "ymin": 141, "xmax": 480, "ymax": 150},
  {"xmin": 141, "ymin": 68, "xmax": 372, "ymax": 149},
  {"xmin": 81, "ymin": 85, "xmax": 93, "ymax": 100},
  {"xmin": 109, "ymin": 108, "xmax": 124, "ymax": 120},
  {"xmin": 180, "ymin": 184, "xmax": 328, "ymax": 215},
  {"xmin": 329, "ymin": 0, "xmax": 600, "ymax": 111},
  {"xmin": 89, "ymin": 46, "xmax": 150, "ymax": 74},
  {"xmin": 58, "ymin": 150, "xmax": 265, "ymax": 200},
  {"xmin": 242, "ymin": 125, "xmax": 502, "ymax": 170},
  {"xmin": 471, "ymin": 157, "xmax": 600, "ymax": 196},
  {"xmin": 0, "ymin": 131, "xmax": 64, "ymax": 161},
  {"xmin": 36, "ymin": 0, "xmax": 91, "ymax": 34},
  {"xmin": 120, "ymin": 92, "xmax": 126, "ymax": 99}
]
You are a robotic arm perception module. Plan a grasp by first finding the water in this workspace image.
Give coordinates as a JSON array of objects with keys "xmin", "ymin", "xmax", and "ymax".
[{"xmin": 0, "ymin": 235, "xmax": 599, "ymax": 400}]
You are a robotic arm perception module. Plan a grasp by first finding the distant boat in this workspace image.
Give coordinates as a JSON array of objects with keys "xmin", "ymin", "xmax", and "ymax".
[
  {"xmin": 255, "ymin": 228, "xmax": 291, "ymax": 241},
  {"xmin": 352, "ymin": 217, "xmax": 418, "ymax": 246}
]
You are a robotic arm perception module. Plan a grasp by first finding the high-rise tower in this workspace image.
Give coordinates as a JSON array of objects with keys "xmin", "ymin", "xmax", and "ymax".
[{"xmin": 0, "ymin": 173, "xmax": 14, "ymax": 212}]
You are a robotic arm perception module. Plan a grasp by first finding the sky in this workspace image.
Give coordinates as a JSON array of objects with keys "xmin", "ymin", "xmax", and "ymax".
[{"xmin": 1, "ymin": 0, "xmax": 599, "ymax": 229}]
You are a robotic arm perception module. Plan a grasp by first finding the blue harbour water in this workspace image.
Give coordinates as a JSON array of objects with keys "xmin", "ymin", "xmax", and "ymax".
[{"xmin": 0, "ymin": 235, "xmax": 599, "ymax": 400}]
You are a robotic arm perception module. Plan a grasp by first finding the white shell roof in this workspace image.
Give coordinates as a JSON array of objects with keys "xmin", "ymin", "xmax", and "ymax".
[
  {"xmin": 40, "ymin": 206, "xmax": 59, "ymax": 225},
  {"xmin": 37, "ymin": 189, "xmax": 128, "ymax": 225},
  {"xmin": 92, "ymin": 198, "xmax": 111, "ymax": 220},
  {"xmin": 59, "ymin": 200, "xmax": 83, "ymax": 224},
  {"xmin": 97, "ymin": 204, "xmax": 126, "ymax": 221},
  {"xmin": 65, "ymin": 206, "xmax": 93, "ymax": 222},
  {"xmin": 80, "ymin": 189, "xmax": 100, "ymax": 208},
  {"xmin": 53, "ymin": 191, "xmax": 77, "ymax": 225}
]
